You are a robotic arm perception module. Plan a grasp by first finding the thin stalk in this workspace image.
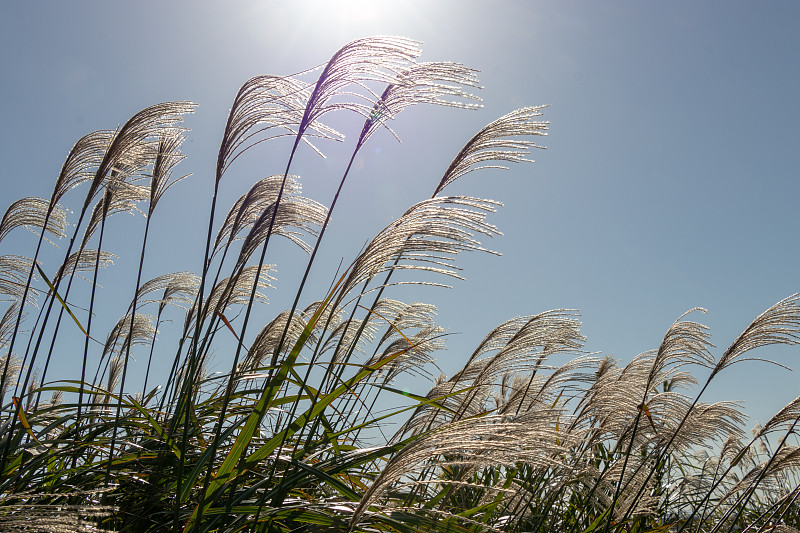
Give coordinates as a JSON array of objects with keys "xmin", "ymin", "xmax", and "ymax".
[
  {"xmin": 709, "ymin": 418, "xmax": 800, "ymax": 533},
  {"xmin": 171, "ymin": 118, "xmax": 228, "ymax": 530},
  {"xmin": 611, "ymin": 376, "xmax": 716, "ymax": 531},
  {"xmin": 190, "ymin": 135, "xmax": 302, "ymax": 531},
  {"xmin": 141, "ymin": 303, "xmax": 166, "ymax": 397},
  {"xmin": 260, "ymin": 148, "xmax": 359, "ymax": 499},
  {"xmin": 72, "ymin": 196, "xmax": 110, "ymax": 451},
  {"xmin": 0, "ymin": 185, "xmax": 99, "ymax": 476},
  {"xmin": 0, "ymin": 214, "xmax": 49, "ymax": 408},
  {"xmin": 106, "ymin": 211, "xmax": 153, "ymax": 481},
  {"xmin": 600, "ymin": 379, "xmax": 653, "ymax": 533}
]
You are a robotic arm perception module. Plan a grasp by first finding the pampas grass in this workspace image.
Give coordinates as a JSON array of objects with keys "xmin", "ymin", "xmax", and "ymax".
[{"xmin": 0, "ymin": 37, "xmax": 799, "ymax": 533}]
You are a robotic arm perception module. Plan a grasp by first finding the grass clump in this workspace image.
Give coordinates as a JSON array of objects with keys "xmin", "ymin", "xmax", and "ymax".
[{"xmin": 1, "ymin": 36, "xmax": 800, "ymax": 533}]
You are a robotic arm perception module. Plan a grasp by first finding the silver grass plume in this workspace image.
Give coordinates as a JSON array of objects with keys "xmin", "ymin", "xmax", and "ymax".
[
  {"xmin": 194, "ymin": 40, "xmax": 425, "ymax": 448},
  {"xmin": 410, "ymin": 311, "xmax": 584, "ymax": 430},
  {"xmin": 51, "ymin": 248, "xmax": 116, "ymax": 286},
  {"xmin": 375, "ymin": 300, "xmax": 439, "ymax": 347},
  {"xmin": 0, "ymin": 255, "xmax": 39, "ymax": 305},
  {"xmin": 127, "ymin": 271, "xmax": 199, "ymax": 313},
  {"xmin": 433, "ymin": 106, "xmax": 549, "ymax": 197},
  {"xmin": 451, "ymin": 314, "xmax": 557, "ymax": 382},
  {"xmin": 0, "ymin": 491, "xmax": 115, "ymax": 533},
  {"xmin": 338, "ymin": 196, "xmax": 502, "ymax": 301},
  {"xmin": 297, "ymin": 298, "xmax": 345, "ymax": 341},
  {"xmin": 234, "ymin": 194, "xmax": 328, "ymax": 269},
  {"xmin": 101, "ymin": 313, "xmax": 157, "ymax": 363},
  {"xmin": 575, "ymin": 306, "xmax": 718, "ymax": 440},
  {"xmin": 357, "ymin": 61, "xmax": 482, "ymax": 148},
  {"xmin": 296, "ymin": 36, "xmax": 422, "ymax": 142},
  {"xmin": 757, "ymin": 395, "xmax": 800, "ymax": 438},
  {"xmin": 82, "ymin": 176, "xmax": 149, "ymax": 246},
  {"xmin": 237, "ymin": 309, "xmax": 311, "ymax": 378},
  {"xmin": 367, "ymin": 325, "xmax": 446, "ymax": 383},
  {"xmin": 0, "ymin": 304, "xmax": 22, "ymax": 346},
  {"xmin": 351, "ymin": 412, "xmax": 572, "ymax": 529},
  {"xmin": 765, "ymin": 527, "xmax": 800, "ymax": 533},
  {"xmin": 174, "ymin": 358, "xmax": 207, "ymax": 397},
  {"xmin": 648, "ymin": 308, "xmax": 715, "ymax": 383},
  {"xmin": 211, "ymin": 264, "xmax": 275, "ymax": 312},
  {"xmin": 0, "ymin": 197, "xmax": 68, "ymax": 245},
  {"xmin": 49, "ymin": 389, "xmax": 66, "ymax": 410},
  {"xmin": 651, "ymin": 398, "xmax": 747, "ymax": 453},
  {"xmin": 148, "ymin": 129, "xmax": 189, "ymax": 216},
  {"xmin": 497, "ymin": 355, "xmax": 597, "ymax": 417},
  {"xmin": 106, "ymin": 355, "xmax": 124, "ymax": 397},
  {"xmin": 319, "ymin": 315, "xmax": 382, "ymax": 363},
  {"xmin": 184, "ymin": 265, "xmax": 275, "ymax": 334},
  {"xmin": 574, "ymin": 352, "xmax": 679, "ymax": 441},
  {"xmin": 469, "ymin": 310, "xmax": 585, "ymax": 381},
  {"xmin": 318, "ymin": 300, "xmax": 418, "ymax": 362},
  {"xmin": 350, "ymin": 300, "xmax": 443, "ymax": 383},
  {"xmin": 0, "ymin": 353, "xmax": 20, "ymax": 400},
  {"xmin": 84, "ymin": 102, "xmax": 196, "ymax": 206},
  {"xmin": 720, "ymin": 446, "xmax": 800, "ymax": 507},
  {"xmin": 712, "ymin": 293, "xmax": 800, "ymax": 379},
  {"xmin": 254, "ymin": 53, "xmax": 482, "ymax": 412},
  {"xmin": 212, "ymin": 175, "xmax": 304, "ymax": 257},
  {"xmin": 50, "ymin": 130, "xmax": 117, "ymax": 207},
  {"xmin": 22, "ymin": 369, "xmax": 38, "ymax": 413},
  {"xmin": 216, "ymin": 75, "xmax": 342, "ymax": 181},
  {"xmin": 159, "ymin": 272, "xmax": 200, "ymax": 313}
]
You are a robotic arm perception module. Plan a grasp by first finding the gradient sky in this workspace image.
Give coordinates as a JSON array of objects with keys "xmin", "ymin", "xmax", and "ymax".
[{"xmin": 1, "ymin": 1, "xmax": 799, "ymax": 428}]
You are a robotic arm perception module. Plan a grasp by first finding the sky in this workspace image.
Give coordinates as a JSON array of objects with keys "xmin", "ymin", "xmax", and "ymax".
[{"xmin": 1, "ymin": 1, "xmax": 799, "ymax": 429}]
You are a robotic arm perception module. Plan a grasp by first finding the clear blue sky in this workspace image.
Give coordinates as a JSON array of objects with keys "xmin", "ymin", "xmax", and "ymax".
[{"xmin": 1, "ymin": 1, "xmax": 799, "ymax": 428}]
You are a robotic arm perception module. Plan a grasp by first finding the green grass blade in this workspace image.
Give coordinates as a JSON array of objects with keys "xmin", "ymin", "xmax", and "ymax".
[{"xmin": 35, "ymin": 263, "xmax": 96, "ymax": 342}]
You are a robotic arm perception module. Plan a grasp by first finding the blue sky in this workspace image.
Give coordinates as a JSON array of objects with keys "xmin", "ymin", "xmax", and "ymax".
[{"xmin": 1, "ymin": 1, "xmax": 799, "ymax": 428}]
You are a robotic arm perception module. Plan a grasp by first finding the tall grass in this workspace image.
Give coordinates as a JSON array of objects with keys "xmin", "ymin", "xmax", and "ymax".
[{"xmin": 1, "ymin": 36, "xmax": 799, "ymax": 533}]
